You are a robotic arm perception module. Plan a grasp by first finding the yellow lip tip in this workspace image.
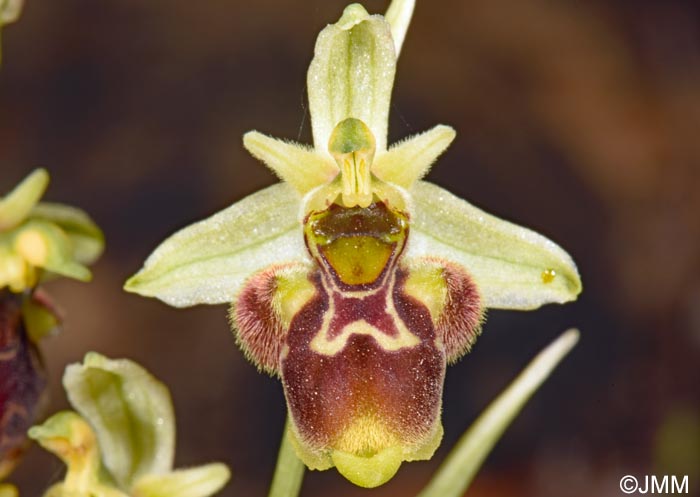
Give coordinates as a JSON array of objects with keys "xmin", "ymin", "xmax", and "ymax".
[{"xmin": 331, "ymin": 446, "xmax": 403, "ymax": 488}]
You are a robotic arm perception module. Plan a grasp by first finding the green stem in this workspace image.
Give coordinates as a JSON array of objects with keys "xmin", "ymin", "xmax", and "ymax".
[
  {"xmin": 267, "ymin": 417, "xmax": 306, "ymax": 497},
  {"xmin": 417, "ymin": 329, "xmax": 580, "ymax": 497}
]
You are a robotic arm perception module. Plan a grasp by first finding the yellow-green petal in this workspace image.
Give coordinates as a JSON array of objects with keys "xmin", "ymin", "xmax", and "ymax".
[
  {"xmin": 407, "ymin": 181, "xmax": 582, "ymax": 309},
  {"xmin": 62, "ymin": 353, "xmax": 175, "ymax": 490},
  {"xmin": 125, "ymin": 183, "xmax": 309, "ymax": 307},
  {"xmin": 243, "ymin": 131, "xmax": 338, "ymax": 194},
  {"xmin": 132, "ymin": 464, "xmax": 230, "ymax": 497},
  {"xmin": 373, "ymin": 125, "xmax": 456, "ymax": 188},
  {"xmin": 0, "ymin": 169, "xmax": 49, "ymax": 232},
  {"xmin": 307, "ymin": 4, "xmax": 396, "ymax": 155}
]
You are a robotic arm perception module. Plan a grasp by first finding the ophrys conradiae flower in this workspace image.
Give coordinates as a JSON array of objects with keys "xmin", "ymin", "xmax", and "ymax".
[{"xmin": 125, "ymin": 0, "xmax": 581, "ymax": 487}]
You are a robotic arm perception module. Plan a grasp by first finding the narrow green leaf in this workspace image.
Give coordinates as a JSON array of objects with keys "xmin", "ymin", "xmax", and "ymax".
[
  {"xmin": 132, "ymin": 464, "xmax": 230, "ymax": 497},
  {"xmin": 31, "ymin": 201, "xmax": 105, "ymax": 265},
  {"xmin": 417, "ymin": 329, "xmax": 580, "ymax": 497},
  {"xmin": 0, "ymin": 169, "xmax": 49, "ymax": 231},
  {"xmin": 125, "ymin": 183, "xmax": 309, "ymax": 308},
  {"xmin": 307, "ymin": 4, "xmax": 397, "ymax": 155},
  {"xmin": 408, "ymin": 181, "xmax": 582, "ymax": 309},
  {"xmin": 267, "ymin": 418, "xmax": 305, "ymax": 497},
  {"xmin": 63, "ymin": 353, "xmax": 175, "ymax": 489}
]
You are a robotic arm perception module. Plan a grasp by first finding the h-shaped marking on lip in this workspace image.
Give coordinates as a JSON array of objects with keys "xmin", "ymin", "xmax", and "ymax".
[{"xmin": 309, "ymin": 279, "xmax": 420, "ymax": 356}]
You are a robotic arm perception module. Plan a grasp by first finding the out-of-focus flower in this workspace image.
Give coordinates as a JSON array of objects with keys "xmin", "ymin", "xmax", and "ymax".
[
  {"xmin": 1, "ymin": 168, "xmax": 102, "ymax": 484},
  {"xmin": 0, "ymin": 0, "xmax": 23, "ymax": 65},
  {"xmin": 29, "ymin": 352, "xmax": 231, "ymax": 497},
  {"xmin": 0, "ymin": 169, "xmax": 104, "ymax": 293},
  {"xmin": 125, "ymin": 0, "xmax": 581, "ymax": 487}
]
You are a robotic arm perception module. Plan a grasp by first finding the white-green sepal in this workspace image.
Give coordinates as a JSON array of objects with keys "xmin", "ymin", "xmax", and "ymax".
[
  {"xmin": 308, "ymin": 4, "xmax": 396, "ymax": 156},
  {"xmin": 63, "ymin": 353, "xmax": 175, "ymax": 490},
  {"xmin": 132, "ymin": 464, "xmax": 230, "ymax": 497},
  {"xmin": 407, "ymin": 181, "xmax": 582, "ymax": 310},
  {"xmin": 124, "ymin": 183, "xmax": 310, "ymax": 307}
]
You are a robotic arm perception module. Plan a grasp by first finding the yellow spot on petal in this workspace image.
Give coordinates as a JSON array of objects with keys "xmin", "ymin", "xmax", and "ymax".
[
  {"xmin": 541, "ymin": 268, "xmax": 556, "ymax": 284},
  {"xmin": 15, "ymin": 229, "xmax": 49, "ymax": 266},
  {"xmin": 274, "ymin": 270, "xmax": 317, "ymax": 329},
  {"xmin": 403, "ymin": 264, "xmax": 448, "ymax": 324}
]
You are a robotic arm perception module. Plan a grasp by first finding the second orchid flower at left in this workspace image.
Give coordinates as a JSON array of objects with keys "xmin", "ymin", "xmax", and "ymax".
[{"xmin": 0, "ymin": 168, "xmax": 104, "ymax": 488}]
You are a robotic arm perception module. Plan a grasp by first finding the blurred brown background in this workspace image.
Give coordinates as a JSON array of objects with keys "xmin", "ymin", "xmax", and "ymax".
[{"xmin": 1, "ymin": 0, "xmax": 699, "ymax": 496}]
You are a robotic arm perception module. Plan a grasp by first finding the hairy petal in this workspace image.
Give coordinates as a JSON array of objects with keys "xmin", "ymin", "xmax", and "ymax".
[
  {"xmin": 373, "ymin": 125, "xmax": 455, "ymax": 188},
  {"xmin": 125, "ymin": 184, "xmax": 309, "ymax": 307},
  {"xmin": 308, "ymin": 4, "xmax": 396, "ymax": 155},
  {"xmin": 231, "ymin": 264, "xmax": 314, "ymax": 376},
  {"xmin": 243, "ymin": 132, "xmax": 338, "ymax": 194},
  {"xmin": 407, "ymin": 181, "xmax": 582, "ymax": 309}
]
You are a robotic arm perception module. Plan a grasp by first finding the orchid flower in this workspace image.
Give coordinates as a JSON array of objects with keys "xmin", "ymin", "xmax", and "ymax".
[
  {"xmin": 125, "ymin": 0, "xmax": 581, "ymax": 488},
  {"xmin": 29, "ymin": 353, "xmax": 231, "ymax": 497}
]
